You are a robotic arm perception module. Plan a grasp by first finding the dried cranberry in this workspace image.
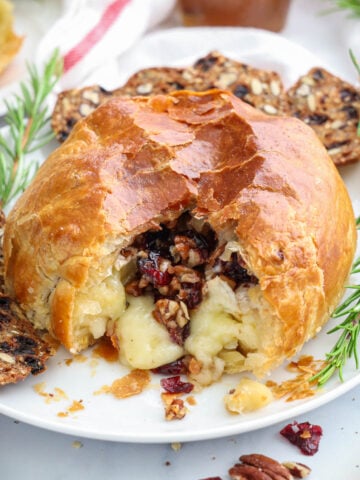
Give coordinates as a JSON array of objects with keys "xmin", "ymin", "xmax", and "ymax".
[
  {"xmin": 167, "ymin": 325, "xmax": 184, "ymax": 346},
  {"xmin": 218, "ymin": 252, "xmax": 257, "ymax": 287},
  {"xmin": 280, "ymin": 421, "xmax": 323, "ymax": 455},
  {"xmin": 181, "ymin": 230, "xmax": 208, "ymax": 249},
  {"xmin": 341, "ymin": 104, "xmax": 359, "ymax": 120},
  {"xmin": 24, "ymin": 356, "xmax": 45, "ymax": 375},
  {"xmin": 167, "ymin": 321, "xmax": 191, "ymax": 346},
  {"xmin": 0, "ymin": 341, "xmax": 11, "ymax": 352},
  {"xmin": 170, "ymin": 82, "xmax": 185, "ymax": 91},
  {"xmin": 326, "ymin": 140, "xmax": 348, "ymax": 150},
  {"xmin": 138, "ymin": 253, "xmax": 171, "ymax": 286},
  {"xmin": 180, "ymin": 282, "xmax": 202, "ymax": 309},
  {"xmin": 233, "ymin": 84, "xmax": 250, "ymax": 99},
  {"xmin": 340, "ymin": 88, "xmax": 360, "ymax": 102},
  {"xmin": 312, "ymin": 69, "xmax": 324, "ymax": 81},
  {"xmin": 306, "ymin": 114, "xmax": 328, "ymax": 125},
  {"xmin": 143, "ymin": 227, "xmax": 172, "ymax": 257},
  {"xmin": 151, "ymin": 357, "xmax": 188, "ymax": 375},
  {"xmin": 194, "ymin": 54, "xmax": 217, "ymax": 72},
  {"xmin": 160, "ymin": 376, "xmax": 194, "ymax": 394}
]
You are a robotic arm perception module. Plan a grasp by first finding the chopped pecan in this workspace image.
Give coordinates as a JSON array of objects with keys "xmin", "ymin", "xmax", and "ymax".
[
  {"xmin": 125, "ymin": 279, "xmax": 143, "ymax": 296},
  {"xmin": 153, "ymin": 298, "xmax": 189, "ymax": 346},
  {"xmin": 162, "ymin": 394, "xmax": 187, "ymax": 421},
  {"xmin": 188, "ymin": 356, "xmax": 202, "ymax": 375},
  {"xmin": 171, "ymin": 264, "xmax": 202, "ymax": 284},
  {"xmin": 282, "ymin": 462, "xmax": 311, "ymax": 478},
  {"xmin": 154, "ymin": 298, "xmax": 180, "ymax": 322},
  {"xmin": 172, "ymin": 233, "xmax": 208, "ymax": 267}
]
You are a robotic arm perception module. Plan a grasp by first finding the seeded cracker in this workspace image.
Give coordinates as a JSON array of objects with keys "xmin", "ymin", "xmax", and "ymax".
[
  {"xmin": 51, "ymin": 67, "xmax": 186, "ymax": 142},
  {"xmin": 286, "ymin": 67, "xmax": 360, "ymax": 166},
  {"xmin": 0, "ymin": 211, "xmax": 54, "ymax": 386},
  {"xmin": 51, "ymin": 51, "xmax": 288, "ymax": 142},
  {"xmin": 0, "ymin": 210, "xmax": 5, "ymax": 294},
  {"xmin": 187, "ymin": 50, "xmax": 289, "ymax": 116},
  {"xmin": 0, "ymin": 293, "xmax": 54, "ymax": 385}
]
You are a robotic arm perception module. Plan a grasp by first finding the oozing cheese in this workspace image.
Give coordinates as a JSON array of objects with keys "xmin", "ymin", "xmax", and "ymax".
[
  {"xmin": 115, "ymin": 294, "xmax": 184, "ymax": 369},
  {"xmin": 112, "ymin": 275, "xmax": 270, "ymax": 384},
  {"xmin": 73, "ymin": 274, "xmax": 126, "ymax": 340},
  {"xmin": 185, "ymin": 277, "xmax": 242, "ymax": 365}
]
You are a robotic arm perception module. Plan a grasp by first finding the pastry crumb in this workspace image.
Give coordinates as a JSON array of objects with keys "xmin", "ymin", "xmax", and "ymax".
[
  {"xmin": 94, "ymin": 369, "xmax": 150, "ymax": 399},
  {"xmin": 33, "ymin": 382, "xmax": 68, "ymax": 404},
  {"xmin": 71, "ymin": 440, "xmax": 83, "ymax": 449},
  {"xmin": 171, "ymin": 442, "xmax": 182, "ymax": 452}
]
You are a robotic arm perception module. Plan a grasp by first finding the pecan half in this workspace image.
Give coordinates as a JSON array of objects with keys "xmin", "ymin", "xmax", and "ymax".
[
  {"xmin": 229, "ymin": 463, "xmax": 273, "ymax": 480},
  {"xmin": 240, "ymin": 454, "xmax": 293, "ymax": 480}
]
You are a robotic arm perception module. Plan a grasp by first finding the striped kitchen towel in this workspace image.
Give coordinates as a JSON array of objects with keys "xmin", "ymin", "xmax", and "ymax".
[{"xmin": 36, "ymin": 0, "xmax": 176, "ymax": 90}]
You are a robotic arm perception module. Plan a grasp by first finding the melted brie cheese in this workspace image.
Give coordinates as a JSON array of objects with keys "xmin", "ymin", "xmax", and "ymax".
[
  {"xmin": 184, "ymin": 277, "xmax": 243, "ymax": 384},
  {"xmin": 115, "ymin": 295, "xmax": 184, "ymax": 369},
  {"xmin": 73, "ymin": 275, "xmax": 126, "ymax": 340}
]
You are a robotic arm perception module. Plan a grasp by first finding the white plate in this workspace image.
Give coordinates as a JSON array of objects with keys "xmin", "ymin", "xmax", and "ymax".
[{"xmin": 0, "ymin": 28, "xmax": 359, "ymax": 443}]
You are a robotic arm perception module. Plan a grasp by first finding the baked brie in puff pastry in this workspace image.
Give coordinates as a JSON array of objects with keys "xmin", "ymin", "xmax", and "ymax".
[{"xmin": 3, "ymin": 90, "xmax": 357, "ymax": 385}]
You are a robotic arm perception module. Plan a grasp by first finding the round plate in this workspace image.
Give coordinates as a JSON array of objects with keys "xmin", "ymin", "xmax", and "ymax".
[{"xmin": 0, "ymin": 28, "xmax": 359, "ymax": 443}]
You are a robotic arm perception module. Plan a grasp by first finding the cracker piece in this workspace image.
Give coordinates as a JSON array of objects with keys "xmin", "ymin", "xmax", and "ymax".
[
  {"xmin": 116, "ymin": 66, "xmax": 187, "ymax": 96},
  {"xmin": 0, "ymin": 209, "xmax": 5, "ymax": 294},
  {"xmin": 51, "ymin": 52, "xmax": 289, "ymax": 142},
  {"xmin": 188, "ymin": 51, "xmax": 289, "ymax": 116},
  {"xmin": 286, "ymin": 67, "xmax": 360, "ymax": 166},
  {"xmin": 0, "ymin": 211, "xmax": 54, "ymax": 386},
  {"xmin": 0, "ymin": 293, "xmax": 54, "ymax": 385},
  {"xmin": 51, "ymin": 85, "xmax": 113, "ymax": 142}
]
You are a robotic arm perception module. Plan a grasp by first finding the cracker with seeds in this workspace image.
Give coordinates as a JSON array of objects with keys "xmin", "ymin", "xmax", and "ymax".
[
  {"xmin": 51, "ymin": 51, "xmax": 288, "ymax": 142},
  {"xmin": 286, "ymin": 67, "xmax": 360, "ymax": 166},
  {"xmin": 51, "ymin": 67, "xmax": 187, "ymax": 142},
  {"xmin": 188, "ymin": 51, "xmax": 289, "ymax": 116},
  {"xmin": 0, "ymin": 211, "xmax": 54, "ymax": 386}
]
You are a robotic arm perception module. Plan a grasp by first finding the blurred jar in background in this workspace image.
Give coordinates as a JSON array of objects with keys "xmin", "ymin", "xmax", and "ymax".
[{"xmin": 178, "ymin": 0, "xmax": 290, "ymax": 32}]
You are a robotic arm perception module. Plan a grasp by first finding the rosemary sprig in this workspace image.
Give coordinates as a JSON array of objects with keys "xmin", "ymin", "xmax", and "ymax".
[
  {"xmin": 0, "ymin": 49, "xmax": 62, "ymax": 209},
  {"xmin": 323, "ymin": 0, "xmax": 360, "ymax": 17},
  {"xmin": 312, "ymin": 216, "xmax": 360, "ymax": 386}
]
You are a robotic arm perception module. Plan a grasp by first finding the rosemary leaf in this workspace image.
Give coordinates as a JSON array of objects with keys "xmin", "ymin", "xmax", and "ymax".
[
  {"xmin": 324, "ymin": 0, "xmax": 360, "ymax": 17},
  {"xmin": 0, "ymin": 49, "xmax": 62, "ymax": 209},
  {"xmin": 312, "ymin": 216, "xmax": 360, "ymax": 386}
]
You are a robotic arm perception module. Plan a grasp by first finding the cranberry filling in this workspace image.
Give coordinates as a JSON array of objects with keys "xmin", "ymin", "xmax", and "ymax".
[{"xmin": 123, "ymin": 213, "xmax": 258, "ymax": 348}]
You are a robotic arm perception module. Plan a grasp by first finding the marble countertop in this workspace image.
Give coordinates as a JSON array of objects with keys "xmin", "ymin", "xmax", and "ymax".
[{"xmin": 1, "ymin": 1, "xmax": 360, "ymax": 478}]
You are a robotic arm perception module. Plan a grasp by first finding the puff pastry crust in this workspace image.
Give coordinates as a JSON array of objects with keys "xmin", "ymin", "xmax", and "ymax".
[{"xmin": 3, "ymin": 90, "xmax": 356, "ymax": 379}]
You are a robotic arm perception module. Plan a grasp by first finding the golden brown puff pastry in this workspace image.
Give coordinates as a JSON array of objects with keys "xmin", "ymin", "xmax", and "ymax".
[{"xmin": 3, "ymin": 90, "xmax": 357, "ymax": 384}]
